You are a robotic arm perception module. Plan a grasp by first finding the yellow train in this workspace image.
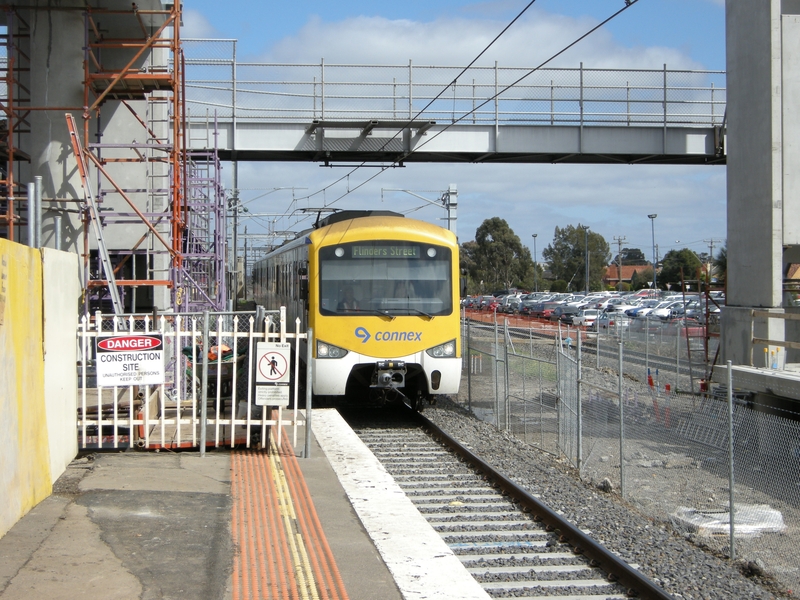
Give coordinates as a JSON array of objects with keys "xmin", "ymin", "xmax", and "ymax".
[{"xmin": 252, "ymin": 210, "xmax": 462, "ymax": 409}]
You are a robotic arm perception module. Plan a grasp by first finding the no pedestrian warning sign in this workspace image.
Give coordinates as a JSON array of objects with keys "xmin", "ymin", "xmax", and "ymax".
[{"xmin": 255, "ymin": 342, "xmax": 291, "ymax": 406}]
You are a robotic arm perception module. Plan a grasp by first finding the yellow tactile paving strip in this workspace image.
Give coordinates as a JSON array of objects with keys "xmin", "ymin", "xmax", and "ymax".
[{"xmin": 231, "ymin": 427, "xmax": 348, "ymax": 600}]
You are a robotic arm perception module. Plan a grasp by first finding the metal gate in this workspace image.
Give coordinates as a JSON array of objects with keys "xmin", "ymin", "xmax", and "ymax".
[{"xmin": 77, "ymin": 307, "xmax": 312, "ymax": 452}]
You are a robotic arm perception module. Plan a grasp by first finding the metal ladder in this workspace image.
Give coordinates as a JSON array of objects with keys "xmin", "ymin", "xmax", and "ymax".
[{"xmin": 65, "ymin": 113, "xmax": 123, "ymax": 315}]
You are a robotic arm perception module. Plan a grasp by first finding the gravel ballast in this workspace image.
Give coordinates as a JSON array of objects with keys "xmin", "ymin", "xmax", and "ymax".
[{"xmin": 423, "ymin": 397, "xmax": 787, "ymax": 600}]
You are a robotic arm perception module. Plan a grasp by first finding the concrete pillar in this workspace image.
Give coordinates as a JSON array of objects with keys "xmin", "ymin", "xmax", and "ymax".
[
  {"xmin": 723, "ymin": 1, "xmax": 800, "ymax": 366},
  {"xmin": 26, "ymin": 4, "xmax": 86, "ymax": 252}
]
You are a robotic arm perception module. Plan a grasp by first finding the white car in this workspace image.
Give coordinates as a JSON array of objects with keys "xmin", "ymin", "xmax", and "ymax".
[
  {"xmin": 572, "ymin": 308, "xmax": 600, "ymax": 327},
  {"xmin": 594, "ymin": 311, "xmax": 631, "ymax": 331},
  {"xmin": 650, "ymin": 300, "xmax": 689, "ymax": 320}
]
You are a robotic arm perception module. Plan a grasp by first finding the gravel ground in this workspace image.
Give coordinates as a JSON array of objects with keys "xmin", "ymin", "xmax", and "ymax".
[{"xmin": 423, "ymin": 397, "xmax": 789, "ymax": 600}]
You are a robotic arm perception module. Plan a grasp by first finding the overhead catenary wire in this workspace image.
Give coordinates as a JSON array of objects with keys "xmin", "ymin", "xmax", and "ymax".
[
  {"xmin": 322, "ymin": 0, "xmax": 640, "ymax": 208},
  {"xmin": 290, "ymin": 0, "xmax": 542, "ymax": 210},
  {"xmin": 257, "ymin": 0, "xmax": 641, "ymax": 234}
]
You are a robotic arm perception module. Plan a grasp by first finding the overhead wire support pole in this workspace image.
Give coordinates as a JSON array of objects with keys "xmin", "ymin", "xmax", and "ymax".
[{"xmin": 381, "ymin": 185, "xmax": 458, "ymax": 238}]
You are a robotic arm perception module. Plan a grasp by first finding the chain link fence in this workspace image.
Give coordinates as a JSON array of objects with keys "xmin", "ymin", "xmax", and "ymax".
[{"xmin": 459, "ymin": 315, "xmax": 800, "ymax": 595}]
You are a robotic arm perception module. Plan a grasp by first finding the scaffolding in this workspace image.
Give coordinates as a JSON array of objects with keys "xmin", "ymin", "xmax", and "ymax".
[
  {"xmin": 0, "ymin": 7, "xmax": 31, "ymax": 241},
  {"xmin": 0, "ymin": 2, "xmax": 228, "ymax": 314}
]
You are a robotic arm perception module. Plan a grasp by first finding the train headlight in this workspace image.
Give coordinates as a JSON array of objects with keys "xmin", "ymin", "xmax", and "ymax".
[
  {"xmin": 425, "ymin": 339, "xmax": 456, "ymax": 358},
  {"xmin": 317, "ymin": 340, "xmax": 348, "ymax": 359}
]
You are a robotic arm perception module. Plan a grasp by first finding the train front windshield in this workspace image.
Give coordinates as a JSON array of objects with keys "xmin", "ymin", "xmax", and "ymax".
[{"xmin": 318, "ymin": 241, "xmax": 453, "ymax": 316}]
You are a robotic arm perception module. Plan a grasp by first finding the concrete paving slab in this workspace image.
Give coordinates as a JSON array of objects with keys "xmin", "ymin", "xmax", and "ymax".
[{"xmin": 0, "ymin": 452, "xmax": 232, "ymax": 600}]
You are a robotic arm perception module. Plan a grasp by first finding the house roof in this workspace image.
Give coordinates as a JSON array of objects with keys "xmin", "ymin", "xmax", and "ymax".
[{"xmin": 603, "ymin": 264, "xmax": 651, "ymax": 283}]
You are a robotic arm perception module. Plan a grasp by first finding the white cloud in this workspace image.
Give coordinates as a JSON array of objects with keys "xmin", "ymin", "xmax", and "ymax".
[
  {"xmin": 263, "ymin": 11, "xmax": 701, "ymax": 70},
  {"xmin": 182, "ymin": 9, "xmax": 218, "ymax": 39}
]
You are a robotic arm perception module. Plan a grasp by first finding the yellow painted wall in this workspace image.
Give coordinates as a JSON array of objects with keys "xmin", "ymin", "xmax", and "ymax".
[{"xmin": 0, "ymin": 238, "xmax": 52, "ymax": 538}]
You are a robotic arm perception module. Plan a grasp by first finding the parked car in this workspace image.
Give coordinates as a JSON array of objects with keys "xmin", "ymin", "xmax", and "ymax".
[
  {"xmin": 628, "ymin": 315, "xmax": 663, "ymax": 333},
  {"xmin": 593, "ymin": 311, "xmax": 631, "ymax": 331},
  {"xmin": 519, "ymin": 300, "xmax": 541, "ymax": 316},
  {"xmin": 626, "ymin": 299, "xmax": 663, "ymax": 318},
  {"xmin": 683, "ymin": 298, "xmax": 722, "ymax": 322},
  {"xmin": 533, "ymin": 301, "xmax": 562, "ymax": 320},
  {"xmin": 501, "ymin": 296, "xmax": 522, "ymax": 313},
  {"xmin": 660, "ymin": 318, "xmax": 706, "ymax": 337},
  {"xmin": 478, "ymin": 295, "xmax": 496, "ymax": 310},
  {"xmin": 552, "ymin": 304, "xmax": 580, "ymax": 323},
  {"xmin": 572, "ymin": 308, "xmax": 600, "ymax": 327},
  {"xmin": 650, "ymin": 300, "xmax": 689, "ymax": 320}
]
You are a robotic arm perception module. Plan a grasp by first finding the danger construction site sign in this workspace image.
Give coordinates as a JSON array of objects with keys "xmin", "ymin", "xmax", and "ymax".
[{"xmin": 95, "ymin": 334, "xmax": 165, "ymax": 387}]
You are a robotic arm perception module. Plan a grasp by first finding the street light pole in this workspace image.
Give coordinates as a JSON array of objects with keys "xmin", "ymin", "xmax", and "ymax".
[
  {"xmin": 531, "ymin": 234, "xmax": 538, "ymax": 293},
  {"xmin": 648, "ymin": 214, "xmax": 658, "ymax": 291},
  {"xmin": 583, "ymin": 226, "xmax": 590, "ymax": 295}
]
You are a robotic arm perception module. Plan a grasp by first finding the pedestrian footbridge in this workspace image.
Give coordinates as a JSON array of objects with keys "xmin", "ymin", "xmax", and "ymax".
[{"xmin": 183, "ymin": 42, "xmax": 726, "ymax": 166}]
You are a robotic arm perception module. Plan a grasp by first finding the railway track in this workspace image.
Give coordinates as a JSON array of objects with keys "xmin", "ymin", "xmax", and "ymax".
[{"xmin": 344, "ymin": 406, "xmax": 673, "ymax": 599}]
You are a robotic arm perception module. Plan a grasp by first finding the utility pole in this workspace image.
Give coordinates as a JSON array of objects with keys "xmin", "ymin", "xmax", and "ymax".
[
  {"xmin": 704, "ymin": 238, "xmax": 722, "ymax": 286},
  {"xmin": 614, "ymin": 236, "xmax": 627, "ymax": 292},
  {"xmin": 648, "ymin": 214, "xmax": 658, "ymax": 290},
  {"xmin": 244, "ymin": 226, "xmax": 248, "ymax": 301},
  {"xmin": 531, "ymin": 233, "xmax": 538, "ymax": 293}
]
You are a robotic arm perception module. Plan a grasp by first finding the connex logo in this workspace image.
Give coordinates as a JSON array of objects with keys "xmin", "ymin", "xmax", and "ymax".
[{"xmin": 354, "ymin": 326, "xmax": 422, "ymax": 343}]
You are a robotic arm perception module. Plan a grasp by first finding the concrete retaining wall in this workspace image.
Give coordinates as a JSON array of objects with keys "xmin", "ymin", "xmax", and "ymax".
[{"xmin": 0, "ymin": 239, "xmax": 81, "ymax": 538}]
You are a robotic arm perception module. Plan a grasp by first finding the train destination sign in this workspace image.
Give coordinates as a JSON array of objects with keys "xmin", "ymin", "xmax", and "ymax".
[
  {"xmin": 351, "ymin": 245, "xmax": 419, "ymax": 258},
  {"xmin": 95, "ymin": 334, "xmax": 165, "ymax": 387}
]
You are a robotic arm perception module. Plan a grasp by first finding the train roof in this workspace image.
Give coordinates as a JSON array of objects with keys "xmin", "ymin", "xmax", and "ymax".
[{"xmin": 315, "ymin": 210, "xmax": 403, "ymax": 228}]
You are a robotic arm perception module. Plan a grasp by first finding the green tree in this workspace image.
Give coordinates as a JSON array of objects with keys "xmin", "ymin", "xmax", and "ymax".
[
  {"xmin": 659, "ymin": 248, "xmax": 703, "ymax": 291},
  {"xmin": 713, "ymin": 243, "xmax": 727, "ymax": 286},
  {"xmin": 541, "ymin": 224, "xmax": 610, "ymax": 292},
  {"xmin": 630, "ymin": 266, "xmax": 656, "ymax": 290},
  {"xmin": 613, "ymin": 247, "xmax": 649, "ymax": 266},
  {"xmin": 459, "ymin": 240, "xmax": 480, "ymax": 295},
  {"xmin": 465, "ymin": 218, "xmax": 533, "ymax": 292}
]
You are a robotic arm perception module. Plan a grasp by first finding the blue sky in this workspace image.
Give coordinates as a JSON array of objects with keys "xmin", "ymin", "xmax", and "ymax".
[{"xmin": 183, "ymin": 0, "xmax": 727, "ymax": 263}]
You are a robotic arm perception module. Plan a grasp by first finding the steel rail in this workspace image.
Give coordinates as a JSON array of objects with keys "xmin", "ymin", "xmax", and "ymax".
[{"xmin": 414, "ymin": 411, "xmax": 675, "ymax": 600}]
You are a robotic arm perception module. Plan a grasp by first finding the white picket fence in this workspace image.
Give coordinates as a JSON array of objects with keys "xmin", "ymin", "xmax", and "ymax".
[{"xmin": 77, "ymin": 307, "xmax": 311, "ymax": 453}]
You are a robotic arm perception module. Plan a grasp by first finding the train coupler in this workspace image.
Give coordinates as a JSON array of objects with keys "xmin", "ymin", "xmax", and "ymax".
[{"xmin": 372, "ymin": 360, "xmax": 406, "ymax": 389}]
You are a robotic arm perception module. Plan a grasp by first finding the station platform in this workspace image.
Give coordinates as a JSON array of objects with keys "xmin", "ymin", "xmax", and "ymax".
[{"xmin": 0, "ymin": 409, "xmax": 487, "ymax": 600}]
